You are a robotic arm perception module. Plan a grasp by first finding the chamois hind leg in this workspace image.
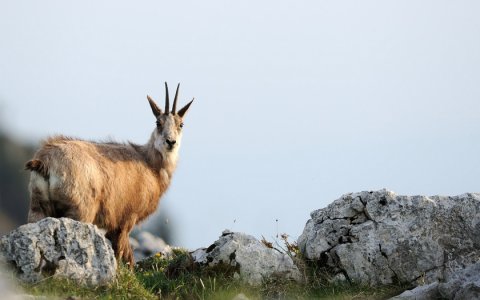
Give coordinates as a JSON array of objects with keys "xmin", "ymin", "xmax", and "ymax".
[
  {"xmin": 27, "ymin": 173, "xmax": 51, "ymax": 223},
  {"xmin": 105, "ymin": 229, "xmax": 120, "ymax": 260},
  {"xmin": 28, "ymin": 199, "xmax": 47, "ymax": 223}
]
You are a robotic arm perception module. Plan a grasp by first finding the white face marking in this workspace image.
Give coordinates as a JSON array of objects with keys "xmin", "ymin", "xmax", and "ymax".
[{"xmin": 153, "ymin": 114, "xmax": 183, "ymax": 164}]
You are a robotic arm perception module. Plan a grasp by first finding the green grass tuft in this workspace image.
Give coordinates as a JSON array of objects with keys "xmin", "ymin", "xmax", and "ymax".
[{"xmin": 20, "ymin": 265, "xmax": 155, "ymax": 300}]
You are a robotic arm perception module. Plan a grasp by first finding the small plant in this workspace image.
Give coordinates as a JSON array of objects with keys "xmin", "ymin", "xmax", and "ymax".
[
  {"xmin": 261, "ymin": 235, "xmax": 273, "ymax": 249},
  {"xmin": 261, "ymin": 233, "xmax": 300, "ymax": 258},
  {"xmin": 274, "ymin": 233, "xmax": 301, "ymax": 259}
]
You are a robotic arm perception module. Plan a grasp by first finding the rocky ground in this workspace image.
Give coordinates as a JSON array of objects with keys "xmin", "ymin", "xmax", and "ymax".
[{"xmin": 1, "ymin": 189, "xmax": 479, "ymax": 299}]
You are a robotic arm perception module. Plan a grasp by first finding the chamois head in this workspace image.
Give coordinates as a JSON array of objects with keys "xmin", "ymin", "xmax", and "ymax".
[{"xmin": 147, "ymin": 82, "xmax": 193, "ymax": 157}]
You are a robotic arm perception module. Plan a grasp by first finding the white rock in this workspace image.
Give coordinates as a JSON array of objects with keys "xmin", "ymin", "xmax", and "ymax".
[
  {"xmin": 0, "ymin": 218, "xmax": 116, "ymax": 286},
  {"xmin": 391, "ymin": 262, "xmax": 480, "ymax": 299},
  {"xmin": 298, "ymin": 189, "xmax": 480, "ymax": 286},
  {"xmin": 190, "ymin": 248, "xmax": 208, "ymax": 264},
  {"xmin": 130, "ymin": 231, "xmax": 172, "ymax": 262},
  {"xmin": 192, "ymin": 231, "xmax": 302, "ymax": 285},
  {"xmin": 437, "ymin": 262, "xmax": 480, "ymax": 299},
  {"xmin": 389, "ymin": 282, "xmax": 439, "ymax": 300}
]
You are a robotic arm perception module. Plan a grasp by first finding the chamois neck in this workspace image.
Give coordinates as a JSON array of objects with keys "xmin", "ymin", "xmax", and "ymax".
[{"xmin": 143, "ymin": 133, "xmax": 178, "ymax": 178}]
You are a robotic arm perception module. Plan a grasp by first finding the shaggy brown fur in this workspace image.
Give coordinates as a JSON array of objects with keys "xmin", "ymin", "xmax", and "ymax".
[{"xmin": 25, "ymin": 84, "xmax": 193, "ymax": 267}]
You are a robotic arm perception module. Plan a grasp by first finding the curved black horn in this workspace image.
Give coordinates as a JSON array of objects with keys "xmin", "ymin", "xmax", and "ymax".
[
  {"xmin": 172, "ymin": 83, "xmax": 180, "ymax": 114},
  {"xmin": 164, "ymin": 82, "xmax": 170, "ymax": 114}
]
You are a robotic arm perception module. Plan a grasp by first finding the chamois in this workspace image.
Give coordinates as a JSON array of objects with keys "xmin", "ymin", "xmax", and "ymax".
[{"xmin": 25, "ymin": 83, "xmax": 194, "ymax": 266}]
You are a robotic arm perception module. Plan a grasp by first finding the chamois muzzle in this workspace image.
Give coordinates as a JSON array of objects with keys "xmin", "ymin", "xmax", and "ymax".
[{"xmin": 166, "ymin": 139, "xmax": 176, "ymax": 150}]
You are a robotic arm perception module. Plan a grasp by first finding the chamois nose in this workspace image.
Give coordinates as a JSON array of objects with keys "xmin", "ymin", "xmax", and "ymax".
[{"xmin": 166, "ymin": 139, "xmax": 176, "ymax": 147}]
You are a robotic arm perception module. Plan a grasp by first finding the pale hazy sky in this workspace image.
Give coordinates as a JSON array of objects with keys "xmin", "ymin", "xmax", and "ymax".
[{"xmin": 1, "ymin": 1, "xmax": 479, "ymax": 248}]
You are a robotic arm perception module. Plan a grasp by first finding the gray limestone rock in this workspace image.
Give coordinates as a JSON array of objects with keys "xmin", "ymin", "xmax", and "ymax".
[
  {"xmin": 391, "ymin": 262, "xmax": 480, "ymax": 300},
  {"xmin": 438, "ymin": 262, "xmax": 480, "ymax": 299},
  {"xmin": 389, "ymin": 282, "xmax": 440, "ymax": 300},
  {"xmin": 130, "ymin": 231, "xmax": 172, "ymax": 262},
  {"xmin": 0, "ymin": 217, "xmax": 117, "ymax": 286},
  {"xmin": 298, "ymin": 189, "xmax": 480, "ymax": 286},
  {"xmin": 192, "ymin": 231, "xmax": 302, "ymax": 285}
]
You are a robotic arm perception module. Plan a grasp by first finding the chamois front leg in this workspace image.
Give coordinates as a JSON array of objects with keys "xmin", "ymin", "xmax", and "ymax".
[
  {"xmin": 106, "ymin": 217, "xmax": 136, "ymax": 268},
  {"xmin": 106, "ymin": 229, "xmax": 133, "ymax": 268},
  {"xmin": 118, "ymin": 230, "xmax": 134, "ymax": 268}
]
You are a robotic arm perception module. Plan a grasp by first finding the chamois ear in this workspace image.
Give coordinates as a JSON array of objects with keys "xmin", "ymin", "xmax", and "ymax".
[
  {"xmin": 147, "ymin": 95, "xmax": 162, "ymax": 117},
  {"xmin": 177, "ymin": 98, "xmax": 194, "ymax": 118}
]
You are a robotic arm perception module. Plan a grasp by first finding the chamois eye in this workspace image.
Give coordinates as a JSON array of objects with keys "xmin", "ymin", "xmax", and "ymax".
[
  {"xmin": 179, "ymin": 123, "xmax": 184, "ymax": 128},
  {"xmin": 156, "ymin": 121, "xmax": 162, "ymax": 128}
]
